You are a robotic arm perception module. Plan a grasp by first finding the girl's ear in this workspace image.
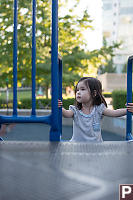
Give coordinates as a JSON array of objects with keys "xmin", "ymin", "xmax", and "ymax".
[{"xmin": 93, "ymin": 90, "xmax": 97, "ymax": 97}]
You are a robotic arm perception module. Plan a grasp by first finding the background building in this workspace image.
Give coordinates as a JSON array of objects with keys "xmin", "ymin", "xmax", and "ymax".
[{"xmin": 102, "ymin": 0, "xmax": 133, "ymax": 73}]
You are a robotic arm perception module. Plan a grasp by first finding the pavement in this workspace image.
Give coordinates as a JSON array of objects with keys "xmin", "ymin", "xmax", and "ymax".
[{"xmin": 1, "ymin": 123, "xmax": 125, "ymax": 141}]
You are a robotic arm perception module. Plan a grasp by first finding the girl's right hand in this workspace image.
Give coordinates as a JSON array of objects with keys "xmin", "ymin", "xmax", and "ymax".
[{"xmin": 58, "ymin": 99, "xmax": 63, "ymax": 107}]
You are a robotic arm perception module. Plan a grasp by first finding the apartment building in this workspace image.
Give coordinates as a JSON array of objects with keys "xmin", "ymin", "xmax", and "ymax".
[{"xmin": 102, "ymin": 0, "xmax": 133, "ymax": 73}]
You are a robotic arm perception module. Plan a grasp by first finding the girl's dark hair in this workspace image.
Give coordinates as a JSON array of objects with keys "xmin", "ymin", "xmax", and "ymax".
[{"xmin": 75, "ymin": 77, "xmax": 107, "ymax": 110}]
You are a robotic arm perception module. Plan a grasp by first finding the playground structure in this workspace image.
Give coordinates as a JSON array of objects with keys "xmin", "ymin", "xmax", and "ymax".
[
  {"xmin": 0, "ymin": 1, "xmax": 133, "ymax": 200},
  {"xmin": 126, "ymin": 55, "xmax": 133, "ymax": 140},
  {"xmin": 0, "ymin": 0, "xmax": 62, "ymax": 141},
  {"xmin": 0, "ymin": 0, "xmax": 133, "ymax": 141}
]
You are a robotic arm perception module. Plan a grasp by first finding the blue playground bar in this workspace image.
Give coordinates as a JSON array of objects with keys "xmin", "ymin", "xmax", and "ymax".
[
  {"xmin": 126, "ymin": 56, "xmax": 133, "ymax": 140},
  {"xmin": 0, "ymin": 0, "xmax": 62, "ymax": 141}
]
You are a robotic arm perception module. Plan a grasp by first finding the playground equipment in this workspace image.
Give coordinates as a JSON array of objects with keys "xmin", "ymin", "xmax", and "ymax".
[
  {"xmin": 0, "ymin": 0, "xmax": 133, "ymax": 143},
  {"xmin": 0, "ymin": 0, "xmax": 62, "ymax": 141},
  {"xmin": 126, "ymin": 55, "xmax": 133, "ymax": 140},
  {"xmin": 0, "ymin": 1, "xmax": 133, "ymax": 200}
]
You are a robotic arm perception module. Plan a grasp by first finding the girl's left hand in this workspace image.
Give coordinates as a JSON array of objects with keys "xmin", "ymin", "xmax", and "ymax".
[{"xmin": 126, "ymin": 103, "xmax": 133, "ymax": 113}]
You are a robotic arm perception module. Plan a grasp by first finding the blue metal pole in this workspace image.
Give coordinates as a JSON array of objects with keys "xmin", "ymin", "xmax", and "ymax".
[
  {"xmin": 50, "ymin": 0, "xmax": 60, "ymax": 141},
  {"xmin": 13, "ymin": 0, "xmax": 18, "ymax": 116},
  {"xmin": 126, "ymin": 56, "xmax": 133, "ymax": 140},
  {"xmin": 31, "ymin": 0, "xmax": 36, "ymax": 116},
  {"xmin": 0, "ymin": 115, "xmax": 51, "ymax": 124},
  {"xmin": 59, "ymin": 59, "xmax": 62, "ymax": 136}
]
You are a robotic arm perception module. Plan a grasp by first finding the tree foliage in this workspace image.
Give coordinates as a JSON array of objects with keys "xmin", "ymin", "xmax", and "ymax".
[
  {"xmin": 0, "ymin": 0, "xmax": 120, "ymax": 97},
  {"xmin": 97, "ymin": 38, "xmax": 121, "ymax": 74},
  {"xmin": 0, "ymin": 0, "xmax": 51, "ymax": 88}
]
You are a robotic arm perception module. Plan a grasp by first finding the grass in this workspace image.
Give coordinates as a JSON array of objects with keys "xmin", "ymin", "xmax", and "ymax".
[
  {"xmin": 0, "ymin": 90, "xmax": 75, "ymax": 100},
  {"xmin": 0, "ymin": 90, "xmax": 32, "ymax": 100}
]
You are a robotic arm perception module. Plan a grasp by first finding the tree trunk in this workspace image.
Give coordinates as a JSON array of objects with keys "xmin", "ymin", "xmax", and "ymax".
[{"xmin": 45, "ymin": 84, "xmax": 49, "ymax": 99}]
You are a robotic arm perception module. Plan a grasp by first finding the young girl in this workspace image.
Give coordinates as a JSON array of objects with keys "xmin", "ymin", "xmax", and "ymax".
[{"xmin": 58, "ymin": 77, "xmax": 132, "ymax": 142}]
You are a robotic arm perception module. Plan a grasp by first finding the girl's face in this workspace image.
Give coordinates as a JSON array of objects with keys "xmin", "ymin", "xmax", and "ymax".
[{"xmin": 76, "ymin": 81, "xmax": 92, "ymax": 104}]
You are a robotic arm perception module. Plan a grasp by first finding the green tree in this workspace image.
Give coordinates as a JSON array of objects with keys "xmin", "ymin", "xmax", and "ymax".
[
  {"xmin": 122, "ymin": 63, "xmax": 127, "ymax": 73},
  {"xmin": 0, "ymin": 0, "xmax": 51, "ymax": 88},
  {"xmin": 98, "ymin": 59, "xmax": 116, "ymax": 74},
  {"xmin": 97, "ymin": 38, "xmax": 121, "ymax": 74},
  {"xmin": 0, "ymin": 0, "xmax": 93, "ymax": 93},
  {"xmin": 0, "ymin": 0, "xmax": 120, "ymax": 97}
]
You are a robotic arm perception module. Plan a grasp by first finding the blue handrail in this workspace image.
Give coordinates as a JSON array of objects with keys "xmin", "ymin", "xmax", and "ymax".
[
  {"xmin": 50, "ymin": 0, "xmax": 61, "ymax": 141},
  {"xmin": 13, "ymin": 0, "xmax": 18, "ymax": 116},
  {"xmin": 32, "ymin": 0, "xmax": 36, "ymax": 116},
  {"xmin": 58, "ymin": 58, "xmax": 63, "ymax": 136},
  {"xmin": 0, "ymin": 0, "xmax": 62, "ymax": 141},
  {"xmin": 126, "ymin": 56, "xmax": 133, "ymax": 140}
]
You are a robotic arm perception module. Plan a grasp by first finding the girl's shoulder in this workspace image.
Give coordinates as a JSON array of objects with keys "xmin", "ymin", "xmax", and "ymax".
[
  {"xmin": 95, "ymin": 103, "xmax": 106, "ymax": 115},
  {"xmin": 69, "ymin": 105, "xmax": 78, "ymax": 115}
]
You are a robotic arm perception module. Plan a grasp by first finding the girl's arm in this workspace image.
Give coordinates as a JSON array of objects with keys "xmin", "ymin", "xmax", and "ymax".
[
  {"xmin": 103, "ymin": 108, "xmax": 127, "ymax": 117},
  {"xmin": 103, "ymin": 103, "xmax": 133, "ymax": 117},
  {"xmin": 58, "ymin": 100, "xmax": 74, "ymax": 118},
  {"xmin": 62, "ymin": 108, "xmax": 74, "ymax": 118}
]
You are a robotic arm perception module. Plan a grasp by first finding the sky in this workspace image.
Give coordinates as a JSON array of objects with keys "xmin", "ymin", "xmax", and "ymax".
[
  {"xmin": 19, "ymin": 0, "xmax": 103, "ymax": 51},
  {"xmin": 82, "ymin": 0, "xmax": 103, "ymax": 50},
  {"xmin": 7, "ymin": 0, "xmax": 103, "ymax": 51},
  {"xmin": 60, "ymin": 0, "xmax": 103, "ymax": 51}
]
